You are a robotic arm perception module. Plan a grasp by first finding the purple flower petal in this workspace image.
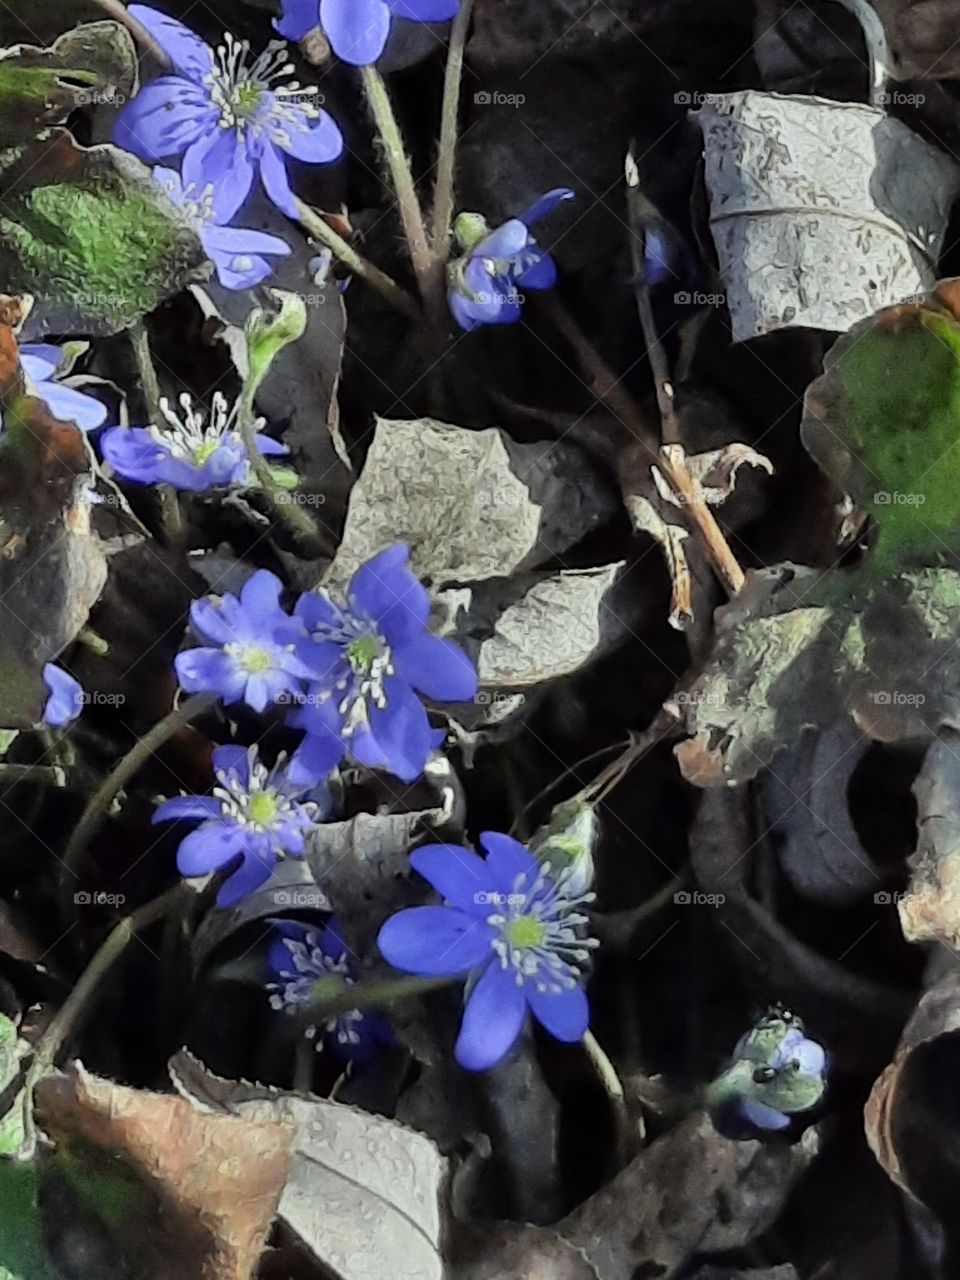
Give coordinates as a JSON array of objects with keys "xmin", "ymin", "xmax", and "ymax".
[
  {"xmin": 128, "ymin": 6, "xmax": 215, "ymax": 79},
  {"xmin": 348, "ymin": 544, "xmax": 416, "ymax": 626},
  {"xmin": 478, "ymin": 219, "xmax": 529, "ymax": 260},
  {"xmin": 737, "ymin": 1098, "xmax": 791, "ymax": 1132},
  {"xmin": 295, "ymin": 590, "xmax": 343, "ymax": 633},
  {"xmin": 188, "ymin": 598, "xmax": 238, "ymax": 646},
  {"xmin": 387, "ymin": 0, "xmax": 459, "ymax": 19},
  {"xmin": 479, "ymin": 831, "xmax": 539, "ymax": 892},
  {"xmin": 153, "ymin": 795, "xmax": 223, "ymax": 823},
  {"xmin": 288, "ymin": 729, "xmax": 344, "ymax": 785},
  {"xmin": 258, "ymin": 142, "xmax": 298, "ymax": 219},
  {"xmin": 19, "ymin": 347, "xmax": 59, "ymax": 381},
  {"xmin": 320, "ymin": 0, "xmax": 391, "ymax": 65},
  {"xmin": 176, "ymin": 823, "xmax": 247, "ymax": 875},
  {"xmin": 202, "ymin": 225, "xmax": 291, "ymax": 260},
  {"xmin": 175, "ymin": 647, "xmax": 247, "ymax": 703},
  {"xmin": 361, "ymin": 676, "xmax": 439, "ymax": 782},
  {"xmin": 276, "ymin": 0, "xmax": 320, "ymax": 39},
  {"xmin": 410, "ymin": 844, "xmax": 493, "ymax": 915},
  {"xmin": 377, "ymin": 905, "xmax": 493, "ymax": 975},
  {"xmin": 212, "ymin": 744, "xmax": 252, "ymax": 788},
  {"xmin": 240, "ymin": 568, "xmax": 285, "ymax": 617},
  {"xmin": 254, "ymin": 433, "xmax": 288, "ymax": 457},
  {"xmin": 113, "ymin": 77, "xmax": 214, "ymax": 161},
  {"xmin": 516, "ymin": 187, "xmax": 575, "ymax": 227},
  {"xmin": 183, "ymin": 129, "xmax": 256, "ymax": 223},
  {"xmin": 274, "ymin": 109, "xmax": 343, "ymax": 163},
  {"xmin": 217, "ymin": 848, "xmax": 277, "ymax": 906},
  {"xmin": 42, "ymin": 663, "xmax": 83, "ymax": 727},
  {"xmin": 514, "ymin": 249, "xmax": 557, "ymax": 292},
  {"xmin": 455, "ymin": 962, "xmax": 527, "ymax": 1071},
  {"xmin": 527, "ymin": 983, "xmax": 589, "ymax": 1043},
  {"xmin": 32, "ymin": 380, "xmax": 107, "ymax": 431},
  {"xmin": 392, "ymin": 632, "xmax": 476, "ymax": 703}
]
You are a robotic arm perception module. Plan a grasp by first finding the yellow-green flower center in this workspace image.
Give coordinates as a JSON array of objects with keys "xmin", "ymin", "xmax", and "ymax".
[
  {"xmin": 192, "ymin": 439, "xmax": 220, "ymax": 466},
  {"xmin": 346, "ymin": 633, "xmax": 381, "ymax": 673},
  {"xmin": 247, "ymin": 792, "xmax": 278, "ymax": 826},
  {"xmin": 505, "ymin": 916, "xmax": 546, "ymax": 949},
  {"xmin": 242, "ymin": 648, "xmax": 273, "ymax": 673},
  {"xmin": 234, "ymin": 82, "xmax": 264, "ymax": 118}
]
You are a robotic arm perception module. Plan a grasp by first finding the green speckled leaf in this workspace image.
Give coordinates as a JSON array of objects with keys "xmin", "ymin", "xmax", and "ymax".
[
  {"xmin": 0, "ymin": 131, "xmax": 207, "ymax": 336},
  {"xmin": 802, "ymin": 284, "xmax": 960, "ymax": 571}
]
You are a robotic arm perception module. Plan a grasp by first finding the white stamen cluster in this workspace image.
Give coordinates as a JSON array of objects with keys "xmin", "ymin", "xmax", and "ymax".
[
  {"xmin": 268, "ymin": 934, "xmax": 365, "ymax": 1047},
  {"xmin": 206, "ymin": 34, "xmax": 321, "ymax": 138},
  {"xmin": 212, "ymin": 748, "xmax": 315, "ymax": 835},
  {"xmin": 306, "ymin": 606, "xmax": 395, "ymax": 740},
  {"xmin": 150, "ymin": 391, "xmax": 232, "ymax": 460},
  {"xmin": 486, "ymin": 864, "xmax": 598, "ymax": 995}
]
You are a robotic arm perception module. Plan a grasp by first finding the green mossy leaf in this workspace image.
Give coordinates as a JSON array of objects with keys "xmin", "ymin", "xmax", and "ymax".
[{"xmin": 0, "ymin": 132, "xmax": 207, "ymax": 335}]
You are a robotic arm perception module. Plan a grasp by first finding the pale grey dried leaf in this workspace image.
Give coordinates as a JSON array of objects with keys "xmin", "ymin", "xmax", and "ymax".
[
  {"xmin": 698, "ymin": 91, "xmax": 959, "ymax": 341},
  {"xmin": 170, "ymin": 1053, "xmax": 446, "ymax": 1280},
  {"xmin": 328, "ymin": 417, "xmax": 542, "ymax": 588},
  {"xmin": 477, "ymin": 564, "xmax": 623, "ymax": 686},
  {"xmin": 651, "ymin": 443, "xmax": 773, "ymax": 509}
]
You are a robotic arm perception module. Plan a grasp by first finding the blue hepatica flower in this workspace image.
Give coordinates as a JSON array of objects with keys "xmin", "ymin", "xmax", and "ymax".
[
  {"xmin": 100, "ymin": 391, "xmax": 287, "ymax": 493},
  {"xmin": 377, "ymin": 832, "xmax": 597, "ymax": 1071},
  {"xmin": 175, "ymin": 568, "xmax": 322, "ymax": 713},
  {"xmin": 447, "ymin": 188, "xmax": 574, "ymax": 332},
  {"xmin": 276, "ymin": 0, "xmax": 459, "ymax": 67},
  {"xmin": 41, "ymin": 663, "xmax": 84, "ymax": 727},
  {"xmin": 113, "ymin": 6, "xmax": 343, "ymax": 220},
  {"xmin": 267, "ymin": 917, "xmax": 392, "ymax": 1063},
  {"xmin": 19, "ymin": 344, "xmax": 107, "ymax": 431},
  {"xmin": 287, "ymin": 543, "xmax": 477, "ymax": 786},
  {"xmin": 155, "ymin": 744, "xmax": 328, "ymax": 905},
  {"xmin": 154, "ymin": 166, "xmax": 291, "ymax": 290},
  {"xmin": 708, "ymin": 1011, "xmax": 827, "ymax": 1134}
]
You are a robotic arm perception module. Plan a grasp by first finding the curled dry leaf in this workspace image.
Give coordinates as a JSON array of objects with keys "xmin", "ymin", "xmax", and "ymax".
[
  {"xmin": 170, "ymin": 1051, "xmax": 447, "ymax": 1280},
  {"xmin": 865, "ymin": 969, "xmax": 960, "ymax": 1251},
  {"xmin": 36, "ymin": 1063, "xmax": 294, "ymax": 1280}
]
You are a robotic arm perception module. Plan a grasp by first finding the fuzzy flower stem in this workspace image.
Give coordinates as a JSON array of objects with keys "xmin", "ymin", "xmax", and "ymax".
[
  {"xmin": 60, "ymin": 693, "xmax": 218, "ymax": 910},
  {"xmin": 360, "ymin": 65, "xmax": 445, "ymax": 325},
  {"xmin": 582, "ymin": 1029, "xmax": 631, "ymax": 1158},
  {"xmin": 19, "ymin": 883, "xmax": 190, "ymax": 1159},
  {"xmin": 431, "ymin": 0, "xmax": 475, "ymax": 264},
  {"xmin": 235, "ymin": 382, "xmax": 325, "ymax": 555},
  {"xmin": 294, "ymin": 198, "xmax": 422, "ymax": 321}
]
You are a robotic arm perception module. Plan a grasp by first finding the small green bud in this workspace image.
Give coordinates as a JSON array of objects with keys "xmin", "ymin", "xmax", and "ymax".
[
  {"xmin": 453, "ymin": 211, "xmax": 489, "ymax": 252},
  {"xmin": 244, "ymin": 289, "xmax": 307, "ymax": 398},
  {"xmin": 530, "ymin": 796, "xmax": 597, "ymax": 895}
]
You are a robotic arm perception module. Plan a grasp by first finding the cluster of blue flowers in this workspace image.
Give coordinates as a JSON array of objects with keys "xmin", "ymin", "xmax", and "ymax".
[
  {"xmin": 105, "ymin": 5, "xmax": 570, "ymax": 329},
  {"xmin": 138, "ymin": 542, "xmax": 599, "ymax": 1071}
]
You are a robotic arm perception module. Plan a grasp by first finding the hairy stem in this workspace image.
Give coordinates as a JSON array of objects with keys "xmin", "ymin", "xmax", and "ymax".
[
  {"xmin": 431, "ymin": 0, "xmax": 475, "ymax": 263},
  {"xmin": 294, "ymin": 198, "xmax": 422, "ymax": 321},
  {"xmin": 360, "ymin": 65, "xmax": 446, "ymax": 325}
]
